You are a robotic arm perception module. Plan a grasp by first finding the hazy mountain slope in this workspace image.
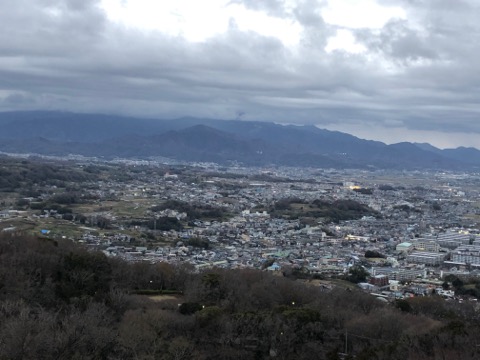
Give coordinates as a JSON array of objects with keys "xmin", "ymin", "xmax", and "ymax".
[
  {"xmin": 0, "ymin": 111, "xmax": 172, "ymax": 142},
  {"xmin": 0, "ymin": 111, "xmax": 478, "ymax": 170},
  {"xmin": 415, "ymin": 142, "xmax": 480, "ymax": 166},
  {"xmin": 99, "ymin": 125, "xmax": 273, "ymax": 164},
  {"xmin": 441, "ymin": 147, "xmax": 480, "ymax": 165}
]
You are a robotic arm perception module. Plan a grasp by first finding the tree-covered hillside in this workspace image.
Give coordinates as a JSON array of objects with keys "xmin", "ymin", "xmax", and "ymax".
[{"xmin": 1, "ymin": 233, "xmax": 480, "ymax": 359}]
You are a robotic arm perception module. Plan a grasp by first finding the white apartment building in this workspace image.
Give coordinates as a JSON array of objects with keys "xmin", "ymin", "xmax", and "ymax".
[{"xmin": 447, "ymin": 245, "xmax": 480, "ymax": 267}]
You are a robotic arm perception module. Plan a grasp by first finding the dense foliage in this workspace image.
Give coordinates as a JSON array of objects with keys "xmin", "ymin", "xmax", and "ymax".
[
  {"xmin": 1, "ymin": 233, "xmax": 480, "ymax": 359},
  {"xmin": 0, "ymin": 156, "xmax": 96, "ymax": 192},
  {"xmin": 270, "ymin": 198, "xmax": 378, "ymax": 223}
]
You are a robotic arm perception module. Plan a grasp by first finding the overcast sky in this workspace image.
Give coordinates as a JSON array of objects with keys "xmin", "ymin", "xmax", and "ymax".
[{"xmin": 2, "ymin": 0, "xmax": 480, "ymax": 148}]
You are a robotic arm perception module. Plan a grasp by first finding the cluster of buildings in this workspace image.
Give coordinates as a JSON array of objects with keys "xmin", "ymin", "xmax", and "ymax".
[
  {"xmin": 72, "ymin": 168, "xmax": 480, "ymax": 282},
  {"xmin": 3, "ymin": 159, "xmax": 480, "ymax": 300}
]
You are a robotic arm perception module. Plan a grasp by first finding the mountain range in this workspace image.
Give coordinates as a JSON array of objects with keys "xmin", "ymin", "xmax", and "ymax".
[{"xmin": 0, "ymin": 111, "xmax": 479, "ymax": 170}]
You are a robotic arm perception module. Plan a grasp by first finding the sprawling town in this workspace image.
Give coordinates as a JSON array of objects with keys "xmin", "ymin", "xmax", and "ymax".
[{"xmin": 3, "ymin": 153, "xmax": 480, "ymax": 301}]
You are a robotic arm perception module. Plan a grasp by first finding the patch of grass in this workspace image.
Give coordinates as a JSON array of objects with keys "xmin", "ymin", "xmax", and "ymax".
[{"xmin": 328, "ymin": 278, "xmax": 360, "ymax": 290}]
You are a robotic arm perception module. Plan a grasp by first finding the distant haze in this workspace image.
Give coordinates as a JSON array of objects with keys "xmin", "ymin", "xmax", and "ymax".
[
  {"xmin": 1, "ymin": 111, "xmax": 480, "ymax": 171},
  {"xmin": 2, "ymin": 0, "xmax": 480, "ymax": 148}
]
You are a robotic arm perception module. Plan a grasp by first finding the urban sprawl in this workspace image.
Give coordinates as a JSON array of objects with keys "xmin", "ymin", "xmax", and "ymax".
[{"xmin": 3, "ymin": 155, "xmax": 480, "ymax": 302}]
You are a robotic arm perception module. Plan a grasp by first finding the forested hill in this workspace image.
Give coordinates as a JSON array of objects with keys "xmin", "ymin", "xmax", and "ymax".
[
  {"xmin": 1, "ymin": 233, "xmax": 479, "ymax": 359},
  {"xmin": 1, "ymin": 111, "xmax": 480, "ymax": 170}
]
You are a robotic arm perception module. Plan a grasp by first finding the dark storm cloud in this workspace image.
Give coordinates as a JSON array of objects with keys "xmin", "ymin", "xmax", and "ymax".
[
  {"xmin": 1, "ymin": 0, "xmax": 480, "ymax": 146},
  {"xmin": 346, "ymin": 0, "xmax": 480, "ymax": 136}
]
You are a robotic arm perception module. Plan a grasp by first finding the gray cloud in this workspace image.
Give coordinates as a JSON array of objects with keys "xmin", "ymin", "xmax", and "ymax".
[
  {"xmin": 355, "ymin": 19, "xmax": 439, "ymax": 63},
  {"xmin": 1, "ymin": 0, "xmax": 480, "ymax": 147}
]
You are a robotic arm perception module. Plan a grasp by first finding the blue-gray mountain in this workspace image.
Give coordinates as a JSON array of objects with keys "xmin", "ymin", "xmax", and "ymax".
[{"xmin": 0, "ymin": 111, "xmax": 479, "ymax": 170}]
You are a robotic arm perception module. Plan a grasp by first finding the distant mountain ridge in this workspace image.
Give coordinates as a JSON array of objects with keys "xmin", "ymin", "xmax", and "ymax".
[{"xmin": 0, "ymin": 111, "xmax": 479, "ymax": 170}]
